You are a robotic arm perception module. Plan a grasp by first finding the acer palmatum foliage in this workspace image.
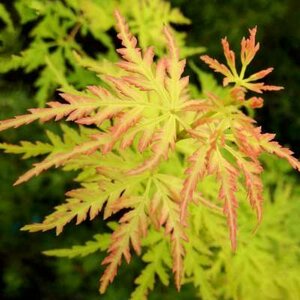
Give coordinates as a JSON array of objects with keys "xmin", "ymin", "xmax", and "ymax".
[{"xmin": 0, "ymin": 11, "xmax": 299, "ymax": 296}]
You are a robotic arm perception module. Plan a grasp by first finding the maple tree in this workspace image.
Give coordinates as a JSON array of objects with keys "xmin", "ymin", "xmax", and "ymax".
[{"xmin": 0, "ymin": 10, "xmax": 299, "ymax": 299}]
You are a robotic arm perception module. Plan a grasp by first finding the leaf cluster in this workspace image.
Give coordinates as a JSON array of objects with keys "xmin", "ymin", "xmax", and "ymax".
[
  {"xmin": 0, "ymin": 6, "xmax": 299, "ymax": 300},
  {"xmin": 0, "ymin": 0, "xmax": 202, "ymax": 105}
]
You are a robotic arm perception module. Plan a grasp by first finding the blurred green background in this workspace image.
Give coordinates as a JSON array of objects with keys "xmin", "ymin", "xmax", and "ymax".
[{"xmin": 0, "ymin": 0, "xmax": 299, "ymax": 299}]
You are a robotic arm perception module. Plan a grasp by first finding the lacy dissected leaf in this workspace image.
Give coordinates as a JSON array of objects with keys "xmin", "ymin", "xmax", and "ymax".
[
  {"xmin": 99, "ymin": 194, "xmax": 149, "ymax": 293},
  {"xmin": 0, "ymin": 17, "xmax": 191, "ymax": 292},
  {"xmin": 184, "ymin": 228, "xmax": 215, "ymax": 300},
  {"xmin": 120, "ymin": 0, "xmax": 204, "ymax": 57},
  {"xmin": 110, "ymin": 11, "xmax": 194, "ymax": 173},
  {"xmin": 2, "ymin": 0, "xmax": 198, "ymax": 104},
  {"xmin": 13, "ymin": 137, "xmax": 107, "ymax": 186},
  {"xmin": 21, "ymin": 164, "xmax": 147, "ymax": 234},
  {"xmin": 200, "ymin": 27, "xmax": 283, "ymax": 93},
  {"xmin": 187, "ymin": 109, "xmax": 298, "ymax": 250},
  {"xmin": 0, "ymin": 10, "xmax": 192, "ymax": 179},
  {"xmin": 21, "ymin": 181, "xmax": 120, "ymax": 234},
  {"xmin": 130, "ymin": 233, "xmax": 172, "ymax": 300},
  {"xmin": 9, "ymin": 0, "xmax": 118, "ymax": 104},
  {"xmin": 0, "ymin": 89, "xmax": 108, "ymax": 131},
  {"xmin": 180, "ymin": 89, "xmax": 299, "ymax": 248},
  {"xmin": 180, "ymin": 143, "xmax": 210, "ymax": 222},
  {"xmin": 0, "ymin": 124, "xmax": 94, "ymax": 159},
  {"xmin": 0, "ymin": 140, "xmax": 53, "ymax": 159},
  {"xmin": 176, "ymin": 26, "xmax": 300, "ymax": 249},
  {"xmin": 152, "ymin": 175, "xmax": 188, "ymax": 290},
  {"xmin": 197, "ymin": 145, "xmax": 238, "ymax": 250},
  {"xmin": 43, "ymin": 233, "xmax": 110, "ymax": 258},
  {"xmin": 236, "ymin": 156, "xmax": 263, "ymax": 224},
  {"xmin": 0, "ymin": 9, "xmax": 299, "ymax": 300},
  {"xmin": 259, "ymin": 134, "xmax": 300, "ymax": 171},
  {"xmin": 0, "ymin": 124, "xmax": 108, "ymax": 186},
  {"xmin": 216, "ymin": 182, "xmax": 300, "ymax": 300},
  {"xmin": 0, "ymin": 87, "xmax": 137, "ymax": 184}
]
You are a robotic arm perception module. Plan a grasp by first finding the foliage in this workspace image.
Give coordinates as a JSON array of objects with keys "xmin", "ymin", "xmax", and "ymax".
[
  {"xmin": 0, "ymin": 6, "xmax": 299, "ymax": 300},
  {"xmin": 173, "ymin": 0, "xmax": 300, "ymax": 155},
  {"xmin": 0, "ymin": 0, "xmax": 203, "ymax": 106}
]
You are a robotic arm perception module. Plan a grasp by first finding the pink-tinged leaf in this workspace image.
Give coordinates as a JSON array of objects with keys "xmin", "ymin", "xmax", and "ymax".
[
  {"xmin": 99, "ymin": 198, "xmax": 148, "ymax": 294},
  {"xmin": 208, "ymin": 149, "xmax": 239, "ymax": 250},
  {"xmin": 87, "ymin": 85, "xmax": 111, "ymax": 98},
  {"xmin": 246, "ymin": 67, "xmax": 274, "ymax": 81},
  {"xmin": 156, "ymin": 58, "xmax": 167, "ymax": 84},
  {"xmin": 102, "ymin": 108, "xmax": 143, "ymax": 153},
  {"xmin": 105, "ymin": 75, "xmax": 147, "ymax": 98},
  {"xmin": 0, "ymin": 114, "xmax": 43, "ymax": 131},
  {"xmin": 201, "ymin": 27, "xmax": 284, "ymax": 96},
  {"xmin": 116, "ymin": 61, "xmax": 140, "ymax": 73},
  {"xmin": 21, "ymin": 186, "xmax": 107, "ymax": 235},
  {"xmin": 120, "ymin": 129, "xmax": 139, "ymax": 150},
  {"xmin": 127, "ymin": 116, "xmax": 176, "ymax": 175},
  {"xmin": 259, "ymin": 85, "xmax": 284, "ymax": 92},
  {"xmin": 14, "ymin": 138, "xmax": 105, "ymax": 185},
  {"xmin": 123, "ymin": 76, "xmax": 153, "ymax": 91},
  {"xmin": 164, "ymin": 26, "xmax": 180, "ymax": 63},
  {"xmin": 163, "ymin": 26, "xmax": 190, "ymax": 108},
  {"xmin": 137, "ymin": 125, "xmax": 156, "ymax": 152},
  {"xmin": 110, "ymin": 196, "xmax": 140, "ymax": 215},
  {"xmin": 115, "ymin": 10, "xmax": 142, "ymax": 64},
  {"xmin": 182, "ymin": 99, "xmax": 212, "ymax": 112},
  {"xmin": 0, "ymin": 94, "xmax": 102, "ymax": 132},
  {"xmin": 110, "ymin": 108, "xmax": 143, "ymax": 139},
  {"xmin": 240, "ymin": 26, "xmax": 260, "ymax": 66},
  {"xmin": 219, "ymin": 165, "xmax": 238, "ymax": 250},
  {"xmin": 114, "ymin": 12, "xmax": 165, "ymax": 96},
  {"xmin": 76, "ymin": 106, "xmax": 123, "ymax": 125},
  {"xmin": 237, "ymin": 158, "xmax": 263, "ymax": 224},
  {"xmin": 260, "ymin": 136, "xmax": 300, "ymax": 171},
  {"xmin": 242, "ymin": 82, "xmax": 284, "ymax": 94},
  {"xmin": 166, "ymin": 50, "xmax": 186, "ymax": 82},
  {"xmin": 200, "ymin": 55, "xmax": 233, "ymax": 83},
  {"xmin": 180, "ymin": 144, "xmax": 210, "ymax": 222},
  {"xmin": 143, "ymin": 46, "xmax": 155, "ymax": 66},
  {"xmin": 152, "ymin": 180, "xmax": 187, "ymax": 290},
  {"xmin": 221, "ymin": 37, "xmax": 236, "ymax": 73},
  {"xmin": 232, "ymin": 120, "xmax": 262, "ymax": 160}
]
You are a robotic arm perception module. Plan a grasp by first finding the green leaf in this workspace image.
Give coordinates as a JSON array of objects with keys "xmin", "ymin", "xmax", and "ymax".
[{"xmin": 43, "ymin": 234, "xmax": 111, "ymax": 258}]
